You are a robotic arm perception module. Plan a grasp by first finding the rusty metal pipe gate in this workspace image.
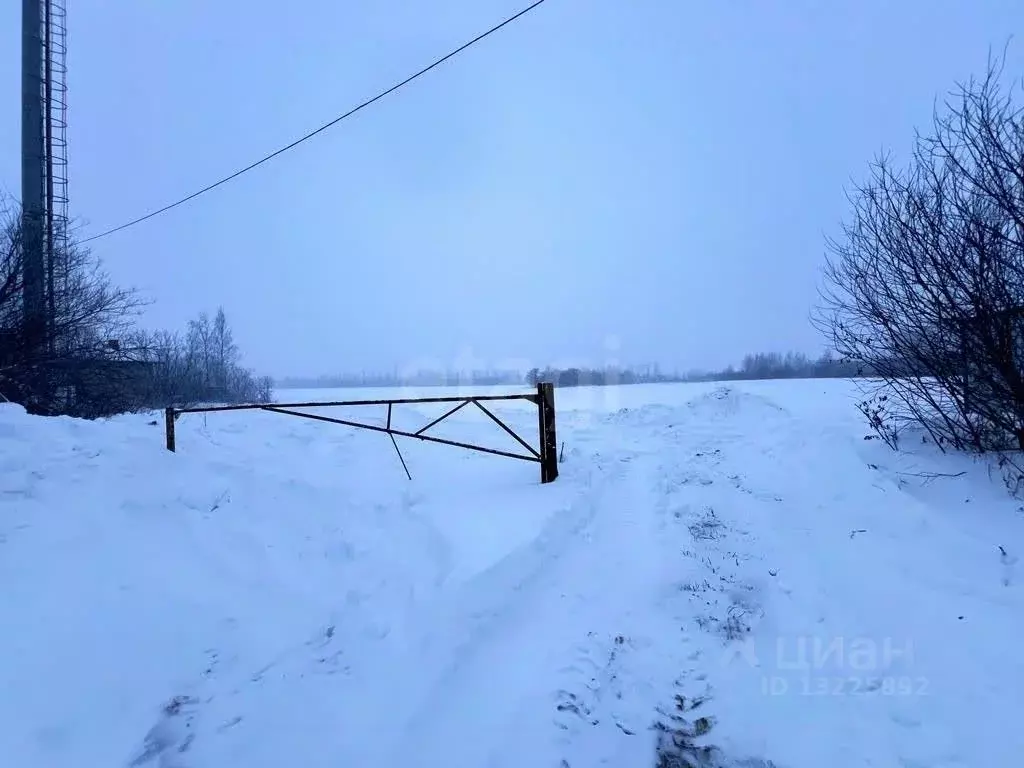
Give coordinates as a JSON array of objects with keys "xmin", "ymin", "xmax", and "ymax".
[{"xmin": 164, "ymin": 382, "xmax": 558, "ymax": 484}]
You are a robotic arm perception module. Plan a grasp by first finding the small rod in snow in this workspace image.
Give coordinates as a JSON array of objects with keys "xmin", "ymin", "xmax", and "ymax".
[{"xmin": 390, "ymin": 432, "xmax": 412, "ymax": 481}]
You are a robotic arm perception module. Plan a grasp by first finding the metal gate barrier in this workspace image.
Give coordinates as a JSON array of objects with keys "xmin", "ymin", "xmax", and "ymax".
[{"xmin": 164, "ymin": 381, "xmax": 558, "ymax": 483}]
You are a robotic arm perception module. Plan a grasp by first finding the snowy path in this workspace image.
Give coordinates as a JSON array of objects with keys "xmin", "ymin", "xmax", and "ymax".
[
  {"xmin": 380, "ymin": 444, "xmax": 676, "ymax": 768},
  {"xmin": 3, "ymin": 381, "xmax": 1024, "ymax": 767}
]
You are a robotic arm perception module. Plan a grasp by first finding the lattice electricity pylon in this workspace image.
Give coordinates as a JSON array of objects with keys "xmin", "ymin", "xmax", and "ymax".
[
  {"xmin": 42, "ymin": 0, "xmax": 69, "ymax": 350},
  {"xmin": 22, "ymin": 0, "xmax": 70, "ymax": 358}
]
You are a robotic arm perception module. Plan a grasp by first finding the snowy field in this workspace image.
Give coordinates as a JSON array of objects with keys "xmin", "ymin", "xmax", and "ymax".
[{"xmin": 3, "ymin": 379, "xmax": 1024, "ymax": 767}]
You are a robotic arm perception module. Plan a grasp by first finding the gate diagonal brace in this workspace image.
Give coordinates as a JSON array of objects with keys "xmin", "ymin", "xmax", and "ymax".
[
  {"xmin": 471, "ymin": 400, "xmax": 539, "ymax": 459},
  {"xmin": 415, "ymin": 399, "xmax": 471, "ymax": 436},
  {"xmin": 259, "ymin": 406, "xmax": 537, "ymax": 463}
]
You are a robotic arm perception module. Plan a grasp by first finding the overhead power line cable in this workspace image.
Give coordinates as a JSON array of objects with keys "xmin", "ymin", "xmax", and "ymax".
[{"xmin": 81, "ymin": 0, "xmax": 548, "ymax": 244}]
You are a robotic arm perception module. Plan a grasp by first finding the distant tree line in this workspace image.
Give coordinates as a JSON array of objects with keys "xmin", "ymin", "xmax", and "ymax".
[
  {"xmin": 525, "ymin": 365, "xmax": 680, "ymax": 388},
  {"xmin": 278, "ymin": 369, "xmax": 524, "ymax": 390},
  {"xmin": 0, "ymin": 197, "xmax": 271, "ymax": 417},
  {"xmin": 524, "ymin": 351, "xmax": 865, "ymax": 388},
  {"xmin": 706, "ymin": 351, "xmax": 863, "ymax": 381},
  {"xmin": 282, "ymin": 352, "xmax": 870, "ymax": 395}
]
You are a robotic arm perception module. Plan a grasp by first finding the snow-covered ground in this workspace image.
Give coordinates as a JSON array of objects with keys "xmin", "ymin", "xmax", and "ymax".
[{"xmin": 3, "ymin": 379, "xmax": 1023, "ymax": 767}]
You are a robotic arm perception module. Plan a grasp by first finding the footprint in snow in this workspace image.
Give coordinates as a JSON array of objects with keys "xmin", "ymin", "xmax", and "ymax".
[
  {"xmin": 999, "ymin": 545, "xmax": 1017, "ymax": 587},
  {"xmin": 127, "ymin": 695, "xmax": 199, "ymax": 768}
]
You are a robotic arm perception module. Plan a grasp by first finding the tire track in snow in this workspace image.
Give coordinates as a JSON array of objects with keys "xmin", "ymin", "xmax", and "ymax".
[
  {"xmin": 547, "ymin": 403, "xmax": 778, "ymax": 768},
  {"xmin": 383, "ymin": 436, "xmax": 706, "ymax": 768},
  {"xmin": 368, "ymin": 458, "xmax": 623, "ymax": 765},
  {"xmin": 640, "ymin": 391, "xmax": 785, "ymax": 768}
]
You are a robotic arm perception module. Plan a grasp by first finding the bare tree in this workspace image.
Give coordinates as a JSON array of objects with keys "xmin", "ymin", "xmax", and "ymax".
[
  {"xmin": 186, "ymin": 311, "xmax": 213, "ymax": 391},
  {"xmin": 129, "ymin": 309, "xmax": 271, "ymax": 407},
  {"xmin": 0, "ymin": 197, "xmax": 147, "ymax": 414},
  {"xmin": 816, "ymin": 53, "xmax": 1024, "ymax": 461},
  {"xmin": 211, "ymin": 306, "xmax": 238, "ymax": 393}
]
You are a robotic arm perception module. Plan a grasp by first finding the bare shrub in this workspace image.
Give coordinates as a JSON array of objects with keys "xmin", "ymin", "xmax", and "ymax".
[{"xmin": 816, "ymin": 53, "xmax": 1024, "ymax": 471}]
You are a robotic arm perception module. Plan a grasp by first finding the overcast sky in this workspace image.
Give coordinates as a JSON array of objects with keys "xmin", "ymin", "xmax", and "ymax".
[{"xmin": 1, "ymin": 0, "xmax": 1021, "ymax": 377}]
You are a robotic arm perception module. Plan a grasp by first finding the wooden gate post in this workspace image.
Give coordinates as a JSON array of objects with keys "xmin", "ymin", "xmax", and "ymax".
[
  {"xmin": 537, "ymin": 381, "xmax": 558, "ymax": 483},
  {"xmin": 165, "ymin": 407, "xmax": 176, "ymax": 452}
]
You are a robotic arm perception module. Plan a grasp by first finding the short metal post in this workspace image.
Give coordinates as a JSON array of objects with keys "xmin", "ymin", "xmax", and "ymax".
[
  {"xmin": 165, "ymin": 407, "xmax": 176, "ymax": 452},
  {"xmin": 538, "ymin": 382, "xmax": 558, "ymax": 483}
]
